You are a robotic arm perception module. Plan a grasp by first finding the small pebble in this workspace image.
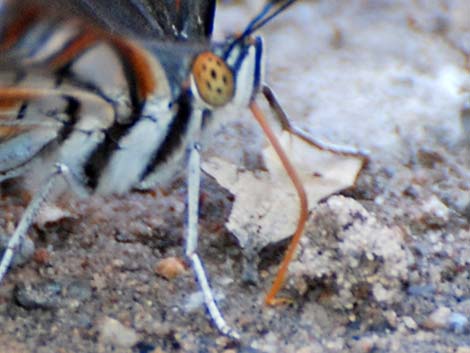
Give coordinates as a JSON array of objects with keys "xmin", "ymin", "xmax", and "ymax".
[
  {"xmin": 422, "ymin": 306, "xmax": 451, "ymax": 330},
  {"xmin": 99, "ymin": 317, "xmax": 139, "ymax": 348},
  {"xmin": 449, "ymin": 312, "xmax": 469, "ymax": 333},
  {"xmin": 215, "ymin": 336, "xmax": 230, "ymax": 347},
  {"xmin": 15, "ymin": 281, "xmax": 62, "ymax": 309},
  {"xmin": 33, "ymin": 248, "xmax": 50, "ymax": 265},
  {"xmin": 384, "ymin": 310, "xmax": 398, "ymax": 328},
  {"xmin": 403, "ymin": 316, "xmax": 418, "ymax": 331},
  {"xmin": 421, "ymin": 195, "xmax": 450, "ymax": 226},
  {"xmin": 154, "ymin": 256, "xmax": 187, "ymax": 280},
  {"xmin": 407, "ymin": 284, "xmax": 436, "ymax": 298},
  {"xmin": 14, "ymin": 279, "xmax": 91, "ymax": 310}
]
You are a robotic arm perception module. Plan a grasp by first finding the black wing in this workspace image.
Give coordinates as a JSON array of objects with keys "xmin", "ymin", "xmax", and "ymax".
[{"xmin": 45, "ymin": 0, "xmax": 216, "ymax": 41}]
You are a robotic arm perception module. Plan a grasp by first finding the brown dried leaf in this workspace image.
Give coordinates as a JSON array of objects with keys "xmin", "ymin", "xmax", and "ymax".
[{"xmin": 203, "ymin": 130, "xmax": 364, "ymax": 249}]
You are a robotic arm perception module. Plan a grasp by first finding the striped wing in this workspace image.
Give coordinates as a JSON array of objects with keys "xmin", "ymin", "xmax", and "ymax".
[
  {"xmin": 0, "ymin": 82, "xmax": 116, "ymax": 182},
  {"xmin": 31, "ymin": 0, "xmax": 216, "ymax": 40},
  {"xmin": 0, "ymin": 0, "xmax": 177, "ymax": 187}
]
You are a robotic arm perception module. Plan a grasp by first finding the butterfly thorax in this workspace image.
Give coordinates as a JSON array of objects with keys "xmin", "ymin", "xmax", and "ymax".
[{"xmin": 130, "ymin": 36, "xmax": 265, "ymax": 192}]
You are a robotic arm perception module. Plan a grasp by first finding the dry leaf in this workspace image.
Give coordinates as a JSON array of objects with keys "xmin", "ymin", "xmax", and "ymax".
[{"xmin": 203, "ymin": 130, "xmax": 365, "ymax": 250}]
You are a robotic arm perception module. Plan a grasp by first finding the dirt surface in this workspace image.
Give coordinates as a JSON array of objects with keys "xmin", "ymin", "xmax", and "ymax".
[{"xmin": 1, "ymin": 1, "xmax": 469, "ymax": 352}]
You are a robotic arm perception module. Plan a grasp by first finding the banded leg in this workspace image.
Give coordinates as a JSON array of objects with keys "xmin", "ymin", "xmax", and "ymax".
[
  {"xmin": 0, "ymin": 164, "xmax": 32, "ymax": 184},
  {"xmin": 185, "ymin": 142, "xmax": 240, "ymax": 340},
  {"xmin": 0, "ymin": 163, "xmax": 69, "ymax": 283}
]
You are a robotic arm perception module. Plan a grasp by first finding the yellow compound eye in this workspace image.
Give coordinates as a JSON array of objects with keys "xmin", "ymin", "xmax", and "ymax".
[{"xmin": 192, "ymin": 52, "xmax": 234, "ymax": 107}]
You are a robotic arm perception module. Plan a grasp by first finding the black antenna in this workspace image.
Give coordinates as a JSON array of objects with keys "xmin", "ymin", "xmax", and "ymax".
[
  {"xmin": 242, "ymin": 0, "xmax": 298, "ymax": 38},
  {"xmin": 224, "ymin": 0, "xmax": 298, "ymax": 56}
]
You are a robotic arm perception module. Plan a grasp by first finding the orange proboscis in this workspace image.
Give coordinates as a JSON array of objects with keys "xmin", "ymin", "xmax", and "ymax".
[{"xmin": 249, "ymin": 101, "xmax": 309, "ymax": 306}]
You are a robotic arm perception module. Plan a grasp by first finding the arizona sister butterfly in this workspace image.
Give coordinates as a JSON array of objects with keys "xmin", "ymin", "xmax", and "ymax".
[{"xmin": 0, "ymin": 0, "xmax": 365, "ymax": 339}]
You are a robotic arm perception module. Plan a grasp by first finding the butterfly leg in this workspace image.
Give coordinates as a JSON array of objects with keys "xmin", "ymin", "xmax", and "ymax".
[
  {"xmin": 0, "ymin": 163, "xmax": 70, "ymax": 283},
  {"xmin": 185, "ymin": 142, "xmax": 240, "ymax": 340},
  {"xmin": 0, "ymin": 165, "xmax": 33, "ymax": 184}
]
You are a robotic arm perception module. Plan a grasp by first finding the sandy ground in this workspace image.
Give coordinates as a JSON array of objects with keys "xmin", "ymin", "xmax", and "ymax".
[{"xmin": 0, "ymin": 0, "xmax": 469, "ymax": 352}]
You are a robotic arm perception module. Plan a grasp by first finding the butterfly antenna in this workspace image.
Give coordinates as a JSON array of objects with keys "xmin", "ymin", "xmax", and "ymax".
[
  {"xmin": 225, "ymin": 0, "xmax": 298, "ymax": 54},
  {"xmin": 242, "ymin": 0, "xmax": 298, "ymax": 37}
]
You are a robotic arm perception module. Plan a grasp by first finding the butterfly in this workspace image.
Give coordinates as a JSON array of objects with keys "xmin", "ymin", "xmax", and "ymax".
[{"xmin": 0, "ymin": 0, "xmax": 366, "ymax": 340}]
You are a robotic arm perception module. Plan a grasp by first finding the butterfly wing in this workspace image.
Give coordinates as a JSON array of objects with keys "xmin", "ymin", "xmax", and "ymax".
[
  {"xmin": 42, "ymin": 0, "xmax": 216, "ymax": 40},
  {"xmin": 0, "ymin": 73, "xmax": 118, "ymax": 181},
  {"xmin": 0, "ymin": 0, "xmax": 217, "ymax": 182},
  {"xmin": 0, "ymin": 0, "xmax": 192, "ymax": 182}
]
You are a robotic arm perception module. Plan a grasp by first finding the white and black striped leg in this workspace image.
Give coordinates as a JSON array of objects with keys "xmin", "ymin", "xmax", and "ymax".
[
  {"xmin": 0, "ymin": 164, "xmax": 32, "ymax": 184},
  {"xmin": 0, "ymin": 163, "xmax": 70, "ymax": 283},
  {"xmin": 185, "ymin": 142, "xmax": 240, "ymax": 340}
]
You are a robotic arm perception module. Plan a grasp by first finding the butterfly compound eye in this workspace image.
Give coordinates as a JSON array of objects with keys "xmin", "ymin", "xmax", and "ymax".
[{"xmin": 192, "ymin": 52, "xmax": 234, "ymax": 107}]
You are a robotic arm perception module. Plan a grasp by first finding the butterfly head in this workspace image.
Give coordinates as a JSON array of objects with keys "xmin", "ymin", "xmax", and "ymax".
[
  {"xmin": 190, "ymin": 0, "xmax": 297, "ymax": 110},
  {"xmin": 190, "ymin": 35, "xmax": 263, "ymax": 109}
]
